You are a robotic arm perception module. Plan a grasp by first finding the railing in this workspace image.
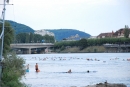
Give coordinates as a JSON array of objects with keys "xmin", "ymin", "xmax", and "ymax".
[
  {"xmin": 103, "ymin": 44, "xmax": 130, "ymax": 47},
  {"xmin": 11, "ymin": 43, "xmax": 54, "ymax": 45}
]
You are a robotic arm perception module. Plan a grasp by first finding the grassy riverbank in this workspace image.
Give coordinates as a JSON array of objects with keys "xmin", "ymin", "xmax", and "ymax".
[{"xmin": 58, "ymin": 46, "xmax": 105, "ymax": 53}]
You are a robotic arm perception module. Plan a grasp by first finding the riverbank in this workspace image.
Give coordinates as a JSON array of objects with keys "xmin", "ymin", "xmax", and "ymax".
[
  {"xmin": 54, "ymin": 45, "xmax": 130, "ymax": 53},
  {"xmin": 57, "ymin": 46, "xmax": 105, "ymax": 53},
  {"xmin": 85, "ymin": 82, "xmax": 127, "ymax": 87}
]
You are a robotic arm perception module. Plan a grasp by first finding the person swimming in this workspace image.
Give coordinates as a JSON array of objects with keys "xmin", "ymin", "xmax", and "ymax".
[{"xmin": 67, "ymin": 69, "xmax": 72, "ymax": 73}]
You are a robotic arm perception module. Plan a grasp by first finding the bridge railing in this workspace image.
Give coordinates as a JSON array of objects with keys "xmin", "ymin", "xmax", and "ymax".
[{"xmin": 11, "ymin": 43, "xmax": 54, "ymax": 45}]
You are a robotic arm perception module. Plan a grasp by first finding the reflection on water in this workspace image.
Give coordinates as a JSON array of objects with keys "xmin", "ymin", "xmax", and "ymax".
[{"xmin": 20, "ymin": 53, "xmax": 130, "ymax": 87}]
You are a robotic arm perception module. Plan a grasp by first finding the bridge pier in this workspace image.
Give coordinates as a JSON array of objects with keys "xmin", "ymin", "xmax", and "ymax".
[{"xmin": 28, "ymin": 48, "xmax": 31, "ymax": 54}]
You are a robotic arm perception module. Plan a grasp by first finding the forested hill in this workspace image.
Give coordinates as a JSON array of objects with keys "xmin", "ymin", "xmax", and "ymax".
[
  {"xmin": 7, "ymin": 20, "xmax": 91, "ymax": 41},
  {"xmin": 7, "ymin": 20, "xmax": 34, "ymax": 34},
  {"xmin": 46, "ymin": 29, "xmax": 91, "ymax": 41}
]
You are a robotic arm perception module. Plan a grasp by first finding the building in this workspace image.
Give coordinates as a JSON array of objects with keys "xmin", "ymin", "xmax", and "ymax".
[
  {"xmin": 62, "ymin": 34, "xmax": 81, "ymax": 41},
  {"xmin": 97, "ymin": 31, "xmax": 114, "ymax": 39},
  {"xmin": 34, "ymin": 29, "xmax": 55, "ymax": 36},
  {"xmin": 97, "ymin": 28, "xmax": 130, "ymax": 39},
  {"xmin": 114, "ymin": 28, "xmax": 130, "ymax": 38},
  {"xmin": 88, "ymin": 36, "xmax": 97, "ymax": 39}
]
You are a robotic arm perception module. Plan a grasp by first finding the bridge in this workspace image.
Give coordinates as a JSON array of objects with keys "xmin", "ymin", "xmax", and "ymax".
[
  {"xmin": 10, "ymin": 43, "xmax": 54, "ymax": 54},
  {"xmin": 103, "ymin": 44, "xmax": 130, "ymax": 52}
]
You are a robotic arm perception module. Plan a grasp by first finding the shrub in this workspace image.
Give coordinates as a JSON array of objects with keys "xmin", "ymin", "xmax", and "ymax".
[{"xmin": 0, "ymin": 52, "xmax": 27, "ymax": 87}]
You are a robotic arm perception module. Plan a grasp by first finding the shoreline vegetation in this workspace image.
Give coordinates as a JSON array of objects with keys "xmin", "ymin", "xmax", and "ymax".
[
  {"xmin": 53, "ymin": 45, "xmax": 130, "ymax": 53},
  {"xmin": 55, "ymin": 46, "xmax": 106, "ymax": 53},
  {"xmin": 53, "ymin": 38, "xmax": 130, "ymax": 54},
  {"xmin": 0, "ymin": 52, "xmax": 27, "ymax": 87}
]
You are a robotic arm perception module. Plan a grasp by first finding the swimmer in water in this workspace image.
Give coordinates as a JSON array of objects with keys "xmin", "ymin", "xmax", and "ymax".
[
  {"xmin": 67, "ymin": 69, "xmax": 71, "ymax": 73},
  {"xmin": 27, "ymin": 64, "xmax": 29, "ymax": 70},
  {"xmin": 35, "ymin": 63, "xmax": 39, "ymax": 72}
]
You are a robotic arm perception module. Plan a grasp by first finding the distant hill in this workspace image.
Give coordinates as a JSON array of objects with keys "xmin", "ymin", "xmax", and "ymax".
[
  {"xmin": 46, "ymin": 29, "xmax": 91, "ymax": 41},
  {"xmin": 7, "ymin": 20, "xmax": 91, "ymax": 41},
  {"xmin": 7, "ymin": 20, "xmax": 34, "ymax": 34}
]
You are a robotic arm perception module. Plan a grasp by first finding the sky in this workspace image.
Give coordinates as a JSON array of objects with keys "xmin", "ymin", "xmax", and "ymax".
[{"xmin": 0, "ymin": 0, "xmax": 130, "ymax": 36}]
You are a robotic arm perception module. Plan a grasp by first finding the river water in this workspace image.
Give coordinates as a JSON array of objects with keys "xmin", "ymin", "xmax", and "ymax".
[{"xmin": 20, "ymin": 53, "xmax": 130, "ymax": 87}]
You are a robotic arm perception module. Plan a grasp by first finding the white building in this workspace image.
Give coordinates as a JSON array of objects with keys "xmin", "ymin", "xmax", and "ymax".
[
  {"xmin": 88, "ymin": 36, "xmax": 97, "ymax": 39},
  {"xmin": 34, "ymin": 29, "xmax": 55, "ymax": 36}
]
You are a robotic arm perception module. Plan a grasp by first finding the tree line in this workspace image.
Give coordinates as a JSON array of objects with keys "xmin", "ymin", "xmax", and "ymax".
[
  {"xmin": 54, "ymin": 38, "xmax": 130, "ymax": 50},
  {"xmin": 14, "ymin": 32, "xmax": 55, "ymax": 43}
]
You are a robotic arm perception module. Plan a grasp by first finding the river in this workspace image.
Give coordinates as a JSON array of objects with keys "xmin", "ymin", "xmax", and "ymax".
[{"xmin": 20, "ymin": 53, "xmax": 130, "ymax": 87}]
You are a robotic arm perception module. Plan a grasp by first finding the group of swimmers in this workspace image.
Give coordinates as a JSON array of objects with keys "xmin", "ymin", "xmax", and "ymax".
[
  {"xmin": 26, "ymin": 64, "xmax": 83, "ymax": 73},
  {"xmin": 29, "ymin": 57, "xmax": 101, "ymax": 61},
  {"xmin": 26, "ymin": 63, "xmax": 72, "ymax": 73}
]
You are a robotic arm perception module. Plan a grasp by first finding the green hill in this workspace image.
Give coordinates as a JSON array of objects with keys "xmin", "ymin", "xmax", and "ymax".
[
  {"xmin": 7, "ymin": 20, "xmax": 91, "ymax": 41},
  {"xmin": 7, "ymin": 20, "xmax": 34, "ymax": 34}
]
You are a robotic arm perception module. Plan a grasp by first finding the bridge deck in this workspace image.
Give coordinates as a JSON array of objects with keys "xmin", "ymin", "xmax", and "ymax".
[{"xmin": 10, "ymin": 43, "xmax": 54, "ymax": 49}]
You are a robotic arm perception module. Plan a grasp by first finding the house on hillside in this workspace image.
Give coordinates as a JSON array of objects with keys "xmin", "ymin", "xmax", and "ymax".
[
  {"xmin": 97, "ymin": 28, "xmax": 130, "ymax": 38},
  {"xmin": 97, "ymin": 31, "xmax": 114, "ymax": 38},
  {"xmin": 114, "ymin": 28, "xmax": 130, "ymax": 38}
]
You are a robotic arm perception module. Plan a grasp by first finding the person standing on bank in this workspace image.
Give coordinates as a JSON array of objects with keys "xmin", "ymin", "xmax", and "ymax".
[{"xmin": 35, "ymin": 63, "xmax": 39, "ymax": 72}]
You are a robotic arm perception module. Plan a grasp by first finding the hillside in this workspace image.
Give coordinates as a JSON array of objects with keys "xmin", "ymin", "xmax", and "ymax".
[
  {"xmin": 7, "ymin": 20, "xmax": 91, "ymax": 41},
  {"xmin": 46, "ymin": 29, "xmax": 91, "ymax": 41},
  {"xmin": 7, "ymin": 20, "xmax": 34, "ymax": 34}
]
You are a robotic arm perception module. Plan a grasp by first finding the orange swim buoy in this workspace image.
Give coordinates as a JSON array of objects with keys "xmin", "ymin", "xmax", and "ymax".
[{"xmin": 36, "ymin": 70, "xmax": 40, "ymax": 72}]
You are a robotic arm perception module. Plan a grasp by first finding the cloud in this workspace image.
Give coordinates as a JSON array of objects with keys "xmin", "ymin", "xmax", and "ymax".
[
  {"xmin": 12, "ymin": 0, "xmax": 118, "ymax": 6},
  {"xmin": 11, "ymin": 0, "xmax": 118, "ymax": 12},
  {"xmin": 86, "ymin": 0, "xmax": 118, "ymax": 6}
]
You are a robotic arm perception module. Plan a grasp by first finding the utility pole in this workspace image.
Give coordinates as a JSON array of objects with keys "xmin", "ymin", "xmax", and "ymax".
[
  {"xmin": 0, "ymin": 0, "xmax": 12, "ymax": 83},
  {"xmin": 0, "ymin": 0, "xmax": 6, "ymax": 83}
]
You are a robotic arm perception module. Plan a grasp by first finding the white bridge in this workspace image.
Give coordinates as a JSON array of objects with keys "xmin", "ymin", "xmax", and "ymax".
[{"xmin": 10, "ymin": 43, "xmax": 54, "ymax": 54}]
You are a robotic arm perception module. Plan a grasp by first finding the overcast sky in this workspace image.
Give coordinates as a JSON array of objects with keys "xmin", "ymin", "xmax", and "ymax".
[{"xmin": 0, "ymin": 0, "xmax": 130, "ymax": 36}]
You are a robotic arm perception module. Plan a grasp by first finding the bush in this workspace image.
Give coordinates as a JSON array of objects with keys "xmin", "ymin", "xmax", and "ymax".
[
  {"xmin": 60, "ymin": 46, "xmax": 65, "ymax": 51},
  {"xmin": 0, "ymin": 52, "xmax": 27, "ymax": 87}
]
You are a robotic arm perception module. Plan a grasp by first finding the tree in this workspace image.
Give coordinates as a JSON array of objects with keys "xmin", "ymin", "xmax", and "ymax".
[
  {"xmin": 78, "ymin": 38, "xmax": 88, "ymax": 50},
  {"xmin": 29, "ymin": 32, "xmax": 34, "ymax": 42},
  {"xmin": 15, "ymin": 33, "xmax": 55, "ymax": 43},
  {"xmin": 0, "ymin": 21, "xmax": 14, "ymax": 57},
  {"xmin": 124, "ymin": 25, "xmax": 130, "ymax": 38},
  {"xmin": 1, "ymin": 52, "xmax": 27, "ymax": 87}
]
